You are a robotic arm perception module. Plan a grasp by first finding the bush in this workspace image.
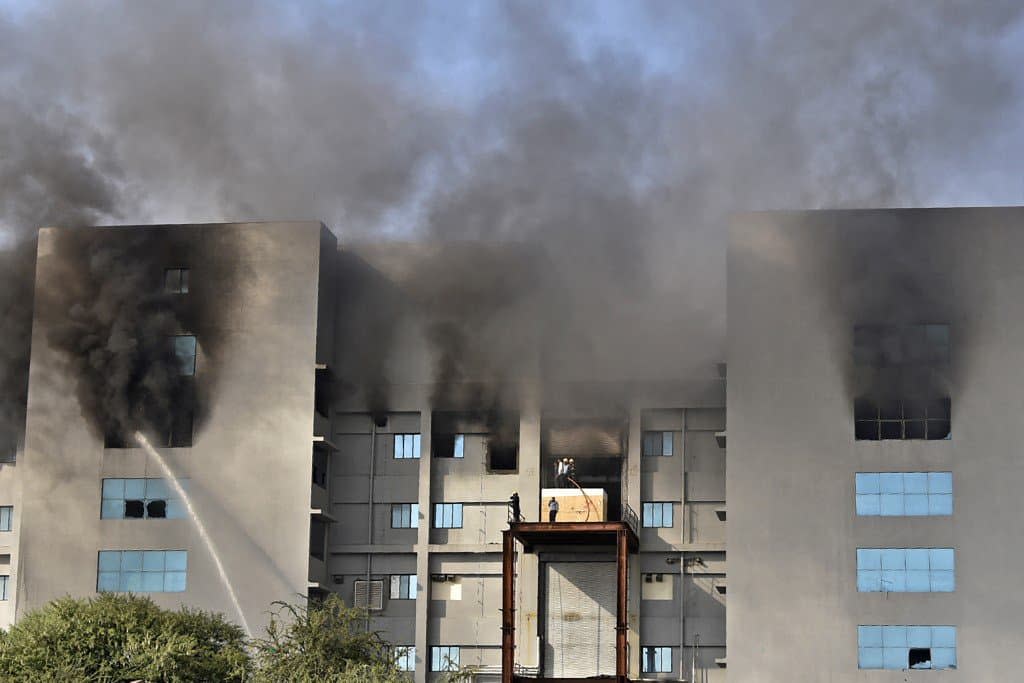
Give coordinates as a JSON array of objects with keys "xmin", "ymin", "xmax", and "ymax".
[
  {"xmin": 0, "ymin": 594, "xmax": 249, "ymax": 682},
  {"xmin": 250, "ymin": 594, "xmax": 404, "ymax": 682}
]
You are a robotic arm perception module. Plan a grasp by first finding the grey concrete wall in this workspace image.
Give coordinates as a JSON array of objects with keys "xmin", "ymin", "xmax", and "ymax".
[
  {"xmin": 727, "ymin": 208, "xmax": 1024, "ymax": 681},
  {"xmin": 18, "ymin": 222, "xmax": 329, "ymax": 635}
]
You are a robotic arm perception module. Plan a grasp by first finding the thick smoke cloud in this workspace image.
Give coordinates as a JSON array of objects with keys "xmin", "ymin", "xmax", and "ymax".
[{"xmin": 2, "ymin": 1, "xmax": 1024, "ymax": 435}]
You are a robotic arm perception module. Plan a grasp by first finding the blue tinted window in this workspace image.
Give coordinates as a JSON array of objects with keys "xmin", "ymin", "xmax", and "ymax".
[
  {"xmin": 101, "ymin": 478, "xmax": 187, "ymax": 520},
  {"xmin": 857, "ymin": 548, "xmax": 954, "ymax": 593},
  {"xmin": 96, "ymin": 550, "xmax": 187, "ymax": 593},
  {"xmin": 856, "ymin": 472, "xmax": 953, "ymax": 516},
  {"xmin": 859, "ymin": 625, "xmax": 957, "ymax": 670}
]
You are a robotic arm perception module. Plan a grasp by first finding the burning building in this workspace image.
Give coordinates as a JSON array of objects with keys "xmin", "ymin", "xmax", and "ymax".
[{"xmin": 0, "ymin": 220, "xmax": 728, "ymax": 682}]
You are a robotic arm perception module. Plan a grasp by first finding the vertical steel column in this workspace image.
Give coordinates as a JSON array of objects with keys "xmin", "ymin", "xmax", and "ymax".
[
  {"xmin": 502, "ymin": 530, "xmax": 516, "ymax": 683},
  {"xmin": 616, "ymin": 528, "xmax": 629, "ymax": 681}
]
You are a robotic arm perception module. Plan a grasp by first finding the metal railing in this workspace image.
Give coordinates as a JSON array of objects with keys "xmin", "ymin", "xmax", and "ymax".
[{"xmin": 621, "ymin": 502, "xmax": 639, "ymax": 535}]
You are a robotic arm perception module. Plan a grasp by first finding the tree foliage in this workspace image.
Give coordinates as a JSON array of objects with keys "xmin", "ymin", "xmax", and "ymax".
[
  {"xmin": 249, "ymin": 594, "xmax": 406, "ymax": 682},
  {"xmin": 0, "ymin": 593, "xmax": 249, "ymax": 682}
]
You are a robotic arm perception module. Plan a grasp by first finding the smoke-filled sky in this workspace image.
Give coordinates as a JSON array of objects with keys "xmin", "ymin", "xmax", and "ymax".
[{"xmin": 2, "ymin": 1, "xmax": 1024, "ymax": 395}]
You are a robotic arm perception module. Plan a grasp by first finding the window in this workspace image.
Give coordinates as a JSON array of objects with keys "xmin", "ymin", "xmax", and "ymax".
[
  {"xmin": 854, "ymin": 324, "xmax": 950, "ymax": 366},
  {"xmin": 434, "ymin": 503, "xmax": 463, "ymax": 529},
  {"xmin": 858, "ymin": 625, "xmax": 956, "ymax": 670},
  {"xmin": 0, "ymin": 575, "xmax": 7, "ymax": 601},
  {"xmin": 394, "ymin": 434, "xmax": 421, "ymax": 459},
  {"xmin": 391, "ymin": 503, "xmax": 419, "ymax": 529},
  {"xmin": 0, "ymin": 506, "xmax": 11, "ymax": 532},
  {"xmin": 642, "ymin": 431, "xmax": 674, "ymax": 456},
  {"xmin": 431, "ymin": 646, "xmax": 460, "ymax": 672},
  {"xmin": 854, "ymin": 398, "xmax": 950, "ymax": 440},
  {"xmin": 856, "ymin": 472, "xmax": 952, "ymax": 516},
  {"xmin": 642, "ymin": 646, "xmax": 672, "ymax": 673},
  {"xmin": 642, "ymin": 502, "xmax": 674, "ymax": 528},
  {"xmin": 434, "ymin": 434, "xmax": 465, "ymax": 458},
  {"xmin": 164, "ymin": 268, "xmax": 190, "ymax": 294},
  {"xmin": 97, "ymin": 550, "xmax": 187, "ymax": 593},
  {"xmin": 173, "ymin": 335, "xmax": 197, "ymax": 376},
  {"xmin": 394, "ymin": 646, "xmax": 415, "ymax": 672},
  {"xmin": 390, "ymin": 574, "xmax": 417, "ymax": 599},
  {"xmin": 101, "ymin": 479, "xmax": 186, "ymax": 520},
  {"xmin": 857, "ymin": 548, "xmax": 954, "ymax": 593}
]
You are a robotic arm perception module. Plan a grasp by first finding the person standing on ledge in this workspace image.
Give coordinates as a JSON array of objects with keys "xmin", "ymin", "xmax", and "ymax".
[
  {"xmin": 548, "ymin": 496, "xmax": 559, "ymax": 522},
  {"xmin": 509, "ymin": 492, "xmax": 522, "ymax": 523}
]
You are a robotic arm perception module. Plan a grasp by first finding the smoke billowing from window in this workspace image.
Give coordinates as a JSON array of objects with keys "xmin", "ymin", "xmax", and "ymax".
[{"xmin": 2, "ymin": 2, "xmax": 1024, "ymax": 431}]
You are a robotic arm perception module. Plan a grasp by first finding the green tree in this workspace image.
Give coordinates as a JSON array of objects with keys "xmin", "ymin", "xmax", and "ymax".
[
  {"xmin": 0, "ymin": 593, "xmax": 249, "ymax": 683},
  {"xmin": 250, "ymin": 594, "xmax": 404, "ymax": 682}
]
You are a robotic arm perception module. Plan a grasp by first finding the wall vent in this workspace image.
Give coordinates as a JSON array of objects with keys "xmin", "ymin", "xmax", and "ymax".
[{"xmin": 353, "ymin": 579, "xmax": 385, "ymax": 610}]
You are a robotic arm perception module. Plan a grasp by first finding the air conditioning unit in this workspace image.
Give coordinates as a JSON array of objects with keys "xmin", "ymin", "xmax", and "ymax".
[
  {"xmin": 644, "ymin": 574, "xmax": 653, "ymax": 583},
  {"xmin": 655, "ymin": 574, "xmax": 664, "ymax": 583},
  {"xmin": 353, "ymin": 579, "xmax": 384, "ymax": 610}
]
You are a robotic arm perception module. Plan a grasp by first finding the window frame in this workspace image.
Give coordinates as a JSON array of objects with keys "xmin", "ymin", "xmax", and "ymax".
[
  {"xmin": 856, "ymin": 548, "xmax": 955, "ymax": 593},
  {"xmin": 430, "ymin": 645, "xmax": 460, "ymax": 672},
  {"xmin": 0, "ymin": 506, "xmax": 12, "ymax": 532},
  {"xmin": 101, "ymin": 478, "xmax": 186, "ymax": 520},
  {"xmin": 390, "ymin": 574, "xmax": 417, "ymax": 600},
  {"xmin": 642, "ymin": 501, "xmax": 674, "ymax": 528},
  {"xmin": 172, "ymin": 335, "xmax": 197, "ymax": 376},
  {"xmin": 164, "ymin": 268, "xmax": 190, "ymax": 294},
  {"xmin": 858, "ymin": 625, "xmax": 957, "ymax": 670},
  {"xmin": 856, "ymin": 472, "xmax": 952, "ymax": 517},
  {"xmin": 96, "ymin": 549, "xmax": 188, "ymax": 593},
  {"xmin": 641, "ymin": 645, "xmax": 673, "ymax": 673},
  {"xmin": 390, "ymin": 503, "xmax": 419, "ymax": 529},
  {"xmin": 0, "ymin": 575, "xmax": 8, "ymax": 601},
  {"xmin": 394, "ymin": 646, "xmax": 416, "ymax": 672},
  {"xmin": 642, "ymin": 431, "xmax": 674, "ymax": 457},
  {"xmin": 433, "ymin": 503, "xmax": 464, "ymax": 529},
  {"xmin": 854, "ymin": 398, "xmax": 951, "ymax": 441},
  {"xmin": 393, "ymin": 434, "xmax": 421, "ymax": 460}
]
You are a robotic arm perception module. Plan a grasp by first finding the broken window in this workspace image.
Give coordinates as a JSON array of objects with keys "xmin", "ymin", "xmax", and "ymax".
[
  {"xmin": 909, "ymin": 648, "xmax": 931, "ymax": 669},
  {"xmin": 101, "ymin": 478, "xmax": 186, "ymax": 520},
  {"xmin": 164, "ymin": 268, "xmax": 190, "ymax": 294},
  {"xmin": 858, "ymin": 625, "xmax": 956, "ymax": 670},
  {"xmin": 173, "ymin": 335, "xmax": 197, "ymax": 376},
  {"xmin": 642, "ymin": 431, "xmax": 674, "ymax": 456},
  {"xmin": 854, "ymin": 398, "xmax": 950, "ymax": 440},
  {"xmin": 854, "ymin": 324, "xmax": 950, "ymax": 366},
  {"xmin": 856, "ymin": 472, "xmax": 952, "ymax": 516}
]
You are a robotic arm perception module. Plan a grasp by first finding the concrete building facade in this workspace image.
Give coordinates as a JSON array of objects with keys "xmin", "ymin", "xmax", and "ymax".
[
  {"xmin": 0, "ymin": 221, "xmax": 728, "ymax": 682},
  {"xmin": 728, "ymin": 208, "xmax": 1023, "ymax": 681}
]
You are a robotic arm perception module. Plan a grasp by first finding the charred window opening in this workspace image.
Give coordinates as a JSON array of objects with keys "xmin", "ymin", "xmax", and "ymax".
[
  {"xmin": 431, "ymin": 411, "xmax": 519, "ymax": 471},
  {"xmin": 488, "ymin": 441, "xmax": 518, "ymax": 471},
  {"xmin": 163, "ymin": 268, "xmax": 190, "ymax": 294},
  {"xmin": 314, "ymin": 365, "xmax": 332, "ymax": 418},
  {"xmin": 909, "ymin": 648, "xmax": 931, "ymax": 669},
  {"xmin": 854, "ymin": 324, "xmax": 950, "ymax": 367},
  {"xmin": 104, "ymin": 431, "xmax": 128, "ymax": 449},
  {"xmin": 854, "ymin": 398, "xmax": 950, "ymax": 441},
  {"xmin": 309, "ymin": 518, "xmax": 327, "ymax": 561}
]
